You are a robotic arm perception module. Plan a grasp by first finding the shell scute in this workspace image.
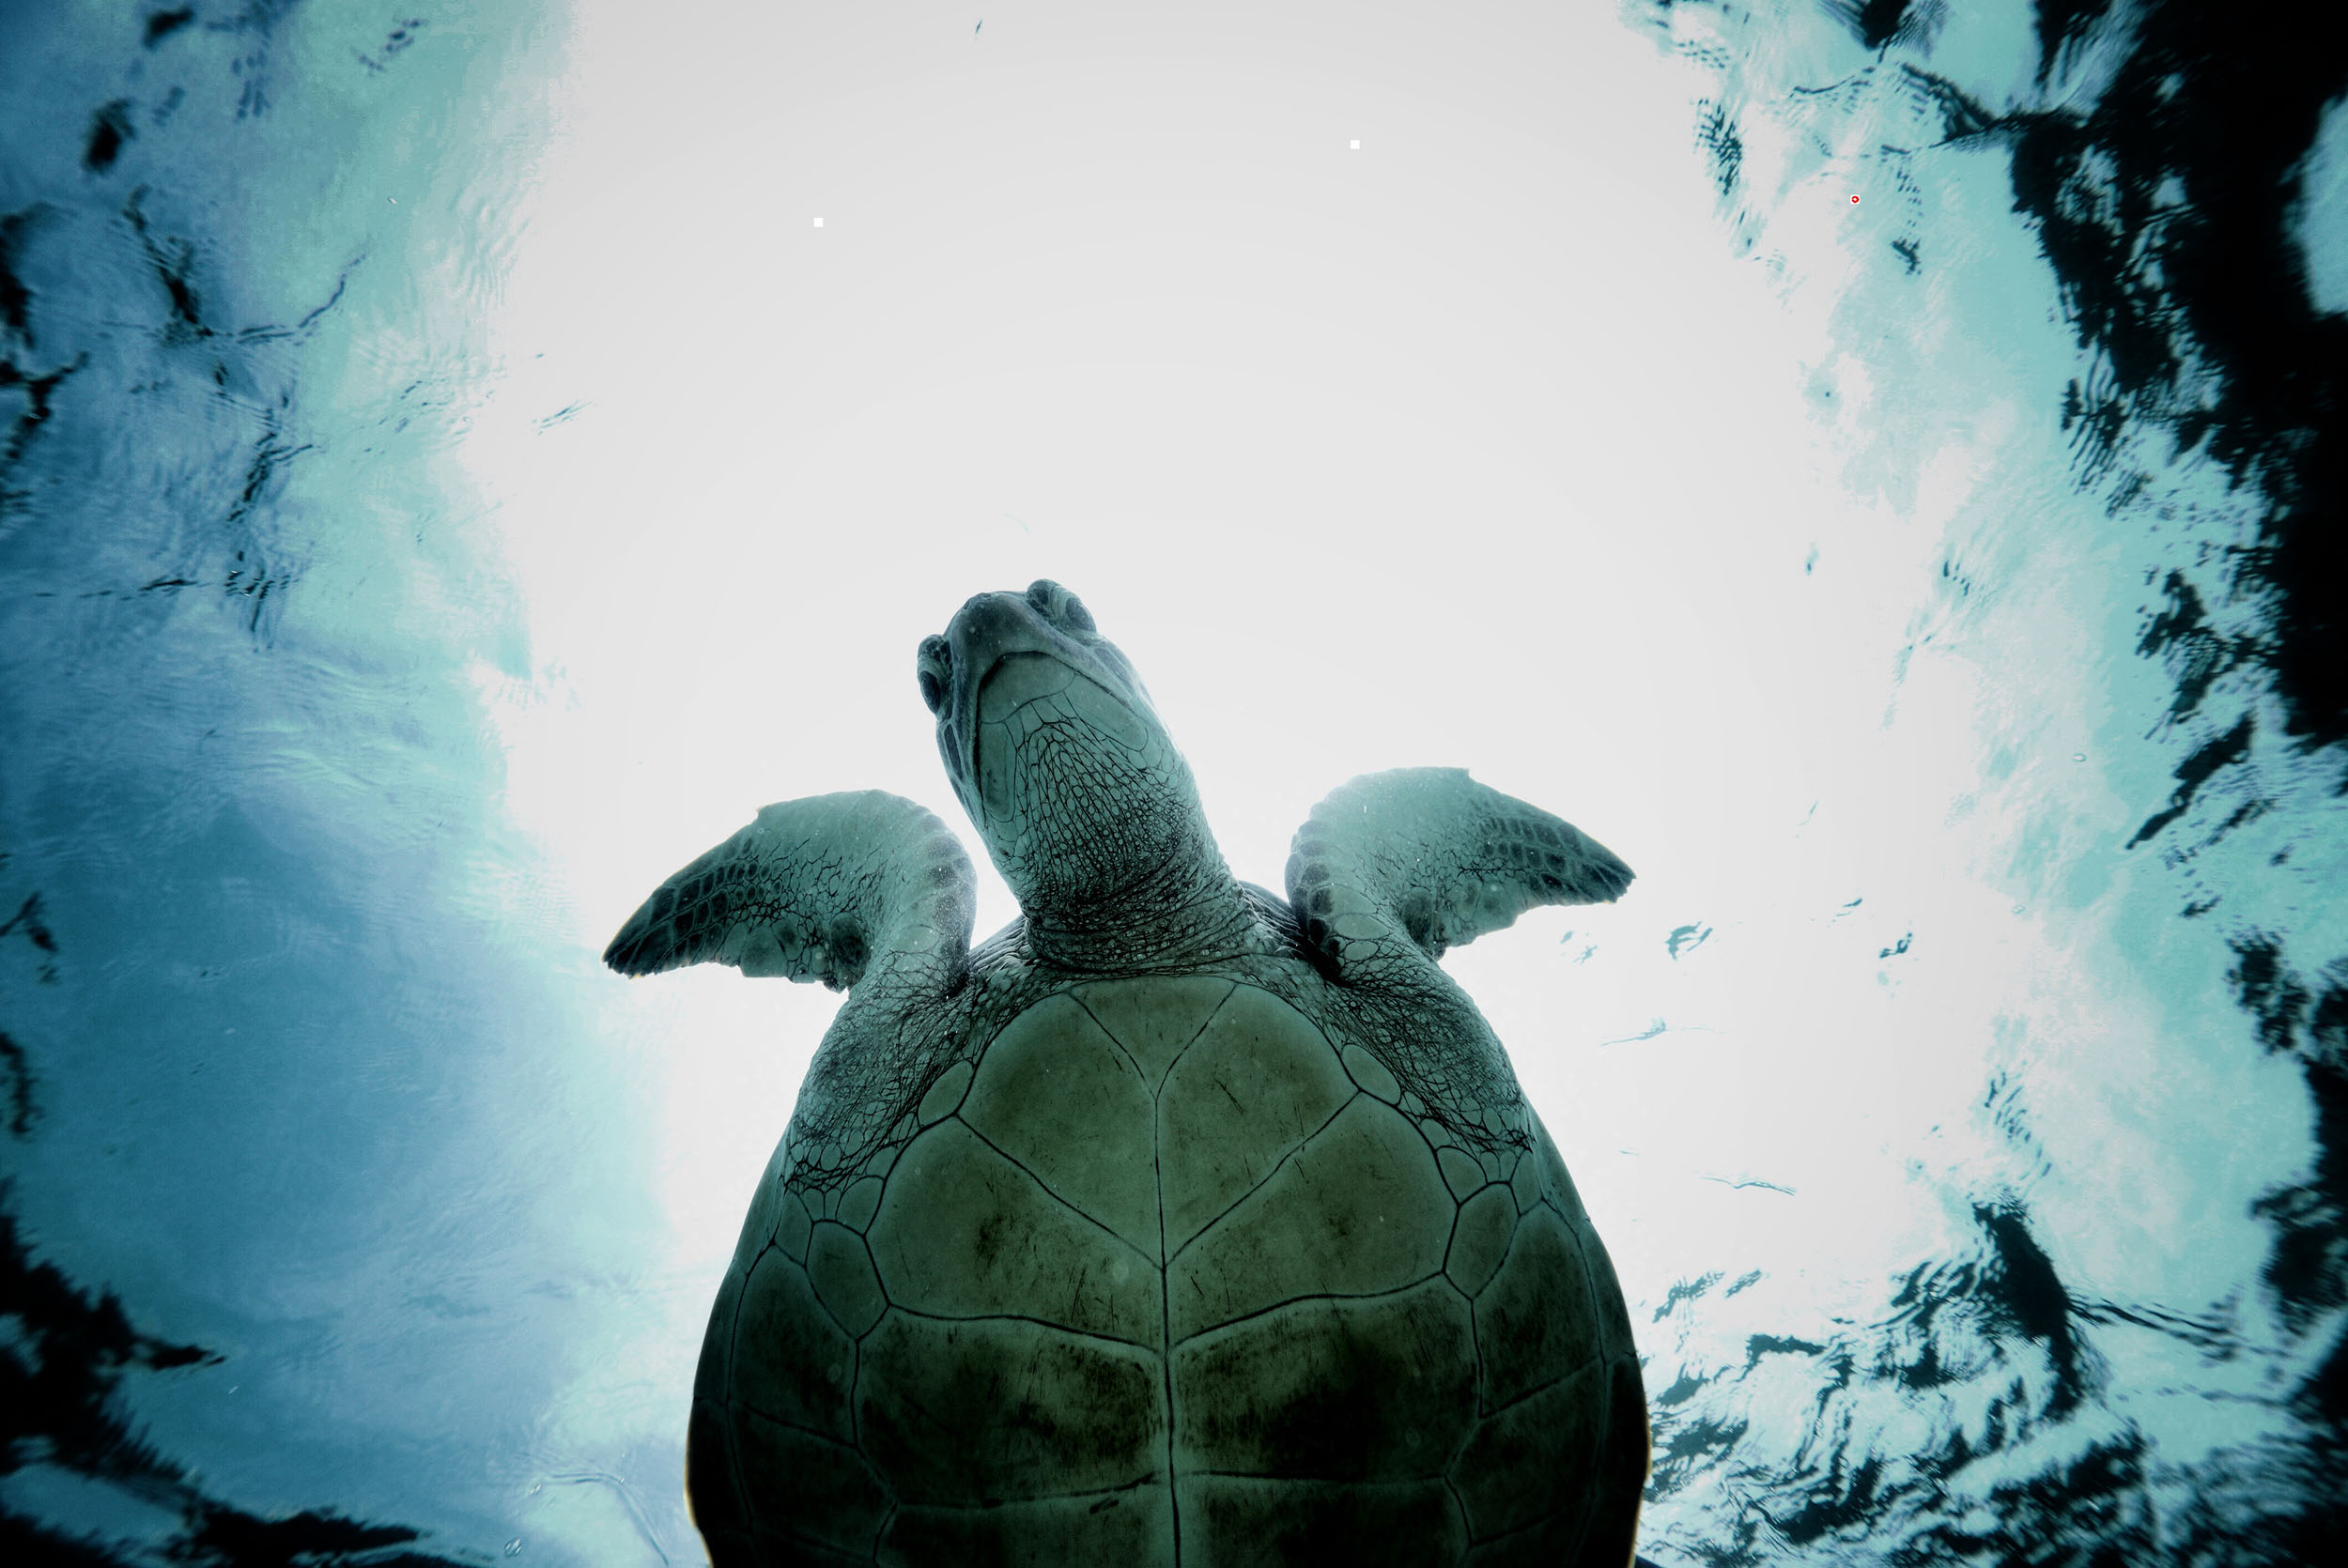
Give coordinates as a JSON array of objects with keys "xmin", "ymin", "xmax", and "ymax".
[
  {"xmin": 1170, "ymin": 1276, "xmax": 1476, "ymax": 1482},
  {"xmin": 1167, "ymin": 1094, "xmax": 1452, "ymax": 1343},
  {"xmin": 731, "ymin": 1249, "xmax": 855, "ymax": 1441},
  {"xmin": 1339, "ymin": 1040, "xmax": 1403, "ymax": 1103},
  {"xmin": 1447, "ymin": 1360, "xmax": 1604, "ymax": 1543},
  {"xmin": 960, "ymin": 992, "xmax": 1159, "ymax": 1253},
  {"xmin": 915, "ymin": 1058, "xmax": 973, "ymax": 1125},
  {"xmin": 806, "ymin": 1222, "xmax": 887, "ymax": 1338},
  {"xmin": 775, "ymin": 1191, "xmax": 811, "ymax": 1263},
  {"xmin": 735, "ymin": 1411, "xmax": 889, "ymax": 1553},
  {"xmin": 1509, "ymin": 1150, "xmax": 1543, "ymax": 1216},
  {"xmin": 835, "ymin": 1176, "xmax": 885, "ymax": 1232},
  {"xmin": 1073, "ymin": 973, "xmax": 1233, "ymax": 1089},
  {"xmin": 1445, "ymin": 1184, "xmax": 1517, "ymax": 1299},
  {"xmin": 1472, "ymin": 1208, "xmax": 1601, "ymax": 1412},
  {"xmin": 1155, "ymin": 986, "xmax": 1354, "ymax": 1254},
  {"xmin": 867, "ymin": 1117, "xmax": 1158, "ymax": 1347},
  {"xmin": 1437, "ymin": 1145, "xmax": 1486, "ymax": 1201},
  {"xmin": 856, "ymin": 1313, "xmax": 1166, "ymax": 1507},
  {"xmin": 878, "ymin": 1490, "xmax": 1172, "ymax": 1568},
  {"xmin": 1179, "ymin": 1474, "xmax": 1467, "ymax": 1565}
]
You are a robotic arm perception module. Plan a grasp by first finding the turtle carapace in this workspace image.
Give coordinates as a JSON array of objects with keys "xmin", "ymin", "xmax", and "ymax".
[{"xmin": 606, "ymin": 581, "xmax": 1649, "ymax": 1566}]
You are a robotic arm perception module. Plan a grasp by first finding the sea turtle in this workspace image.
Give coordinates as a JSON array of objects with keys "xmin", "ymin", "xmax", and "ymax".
[{"xmin": 606, "ymin": 581, "xmax": 1648, "ymax": 1566}]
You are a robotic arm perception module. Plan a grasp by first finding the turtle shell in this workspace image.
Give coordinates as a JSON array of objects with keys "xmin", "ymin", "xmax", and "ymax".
[{"xmin": 687, "ymin": 974, "xmax": 1645, "ymax": 1567}]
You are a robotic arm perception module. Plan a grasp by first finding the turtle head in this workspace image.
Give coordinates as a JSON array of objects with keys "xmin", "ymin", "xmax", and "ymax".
[{"xmin": 919, "ymin": 581, "xmax": 1220, "ymax": 930}]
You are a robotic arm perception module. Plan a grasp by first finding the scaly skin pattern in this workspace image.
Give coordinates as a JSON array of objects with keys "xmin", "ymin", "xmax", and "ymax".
[{"xmin": 610, "ymin": 582, "xmax": 1647, "ymax": 1566}]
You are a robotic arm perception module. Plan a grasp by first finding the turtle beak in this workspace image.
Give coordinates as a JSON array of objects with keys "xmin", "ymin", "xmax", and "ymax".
[
  {"xmin": 949, "ymin": 592, "xmax": 1052, "ymax": 688},
  {"xmin": 946, "ymin": 593, "xmax": 1064, "ymax": 828},
  {"xmin": 933, "ymin": 592, "xmax": 1053, "ymax": 824},
  {"xmin": 935, "ymin": 589, "xmax": 1159, "ymax": 831}
]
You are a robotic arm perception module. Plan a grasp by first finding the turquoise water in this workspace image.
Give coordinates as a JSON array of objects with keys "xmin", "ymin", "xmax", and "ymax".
[{"xmin": 2, "ymin": 2, "xmax": 2342, "ymax": 1563}]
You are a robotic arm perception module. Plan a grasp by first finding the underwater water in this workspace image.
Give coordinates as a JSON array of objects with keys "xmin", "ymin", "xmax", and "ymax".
[{"xmin": 2, "ymin": 0, "xmax": 2342, "ymax": 1563}]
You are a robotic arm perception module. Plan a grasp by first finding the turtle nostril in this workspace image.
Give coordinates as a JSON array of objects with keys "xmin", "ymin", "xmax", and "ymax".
[
  {"xmin": 1060, "ymin": 593, "xmax": 1095, "ymax": 634},
  {"xmin": 1027, "ymin": 580, "xmax": 1059, "ymax": 613}
]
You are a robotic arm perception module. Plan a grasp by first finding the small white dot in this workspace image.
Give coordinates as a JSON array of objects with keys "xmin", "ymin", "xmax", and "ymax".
[
  {"xmin": 1350, "ymin": 139, "xmax": 1360, "ymax": 150},
  {"xmin": 812, "ymin": 216, "xmax": 824, "ymax": 227}
]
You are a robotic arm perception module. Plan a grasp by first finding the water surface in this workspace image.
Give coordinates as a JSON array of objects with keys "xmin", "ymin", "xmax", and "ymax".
[{"xmin": 2, "ymin": 2, "xmax": 2341, "ymax": 1562}]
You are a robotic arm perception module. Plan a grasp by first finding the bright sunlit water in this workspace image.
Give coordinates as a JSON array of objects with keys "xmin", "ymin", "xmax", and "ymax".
[{"xmin": 3, "ymin": 1, "xmax": 2342, "ymax": 1563}]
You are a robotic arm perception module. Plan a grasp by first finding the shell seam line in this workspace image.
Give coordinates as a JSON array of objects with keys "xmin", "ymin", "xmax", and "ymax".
[
  {"xmin": 952, "ymin": 1118, "xmax": 1159, "ymax": 1264},
  {"xmin": 889, "ymin": 1471, "xmax": 1162, "ymax": 1509},
  {"xmin": 1162, "ymin": 1089, "xmax": 1363, "ymax": 1268},
  {"xmin": 1071, "ymin": 976, "xmax": 1238, "ymax": 1096},
  {"xmin": 1475, "ymin": 1358, "xmax": 1601, "ymax": 1425},
  {"xmin": 1156, "ymin": 1032, "xmax": 1182, "ymax": 1568},
  {"xmin": 1440, "ymin": 1473, "xmax": 1474, "ymax": 1543},
  {"xmin": 1463, "ymin": 1498, "xmax": 1576, "ymax": 1548},
  {"xmin": 1170, "ymin": 1271, "xmax": 1448, "ymax": 1348},
  {"xmin": 879, "ymin": 1303, "xmax": 1162, "ymax": 1354},
  {"xmin": 730, "ymin": 1403, "xmax": 862, "ymax": 1449},
  {"xmin": 1176, "ymin": 1470, "xmax": 1459, "ymax": 1487}
]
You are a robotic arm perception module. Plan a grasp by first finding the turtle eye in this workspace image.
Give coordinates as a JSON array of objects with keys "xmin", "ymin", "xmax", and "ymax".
[
  {"xmin": 916, "ymin": 636, "xmax": 951, "ymax": 715},
  {"xmin": 1026, "ymin": 579, "xmax": 1096, "ymax": 635}
]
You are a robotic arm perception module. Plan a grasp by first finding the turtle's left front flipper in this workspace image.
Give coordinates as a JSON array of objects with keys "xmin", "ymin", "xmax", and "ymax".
[
  {"xmin": 1286, "ymin": 767, "xmax": 1631, "ymax": 976},
  {"xmin": 604, "ymin": 791, "xmax": 974, "ymax": 993}
]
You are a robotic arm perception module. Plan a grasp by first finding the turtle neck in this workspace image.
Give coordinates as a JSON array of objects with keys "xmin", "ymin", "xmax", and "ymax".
[{"xmin": 1018, "ymin": 833, "xmax": 1261, "ymax": 974}]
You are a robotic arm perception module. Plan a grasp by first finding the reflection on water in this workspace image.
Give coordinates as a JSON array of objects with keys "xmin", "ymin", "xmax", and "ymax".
[
  {"xmin": 0, "ymin": 3, "xmax": 678, "ymax": 1560},
  {"xmin": 2, "ymin": 0, "xmax": 2341, "ymax": 1563},
  {"xmin": 1627, "ymin": 1, "xmax": 2347, "ymax": 1561}
]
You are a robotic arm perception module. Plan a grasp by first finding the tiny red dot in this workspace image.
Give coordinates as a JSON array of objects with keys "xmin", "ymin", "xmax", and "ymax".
[{"xmin": 1851, "ymin": 194, "xmax": 1861, "ymax": 204}]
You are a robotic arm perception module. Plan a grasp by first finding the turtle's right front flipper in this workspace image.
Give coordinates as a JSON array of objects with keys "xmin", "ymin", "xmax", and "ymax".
[{"xmin": 604, "ymin": 791, "xmax": 975, "ymax": 993}]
